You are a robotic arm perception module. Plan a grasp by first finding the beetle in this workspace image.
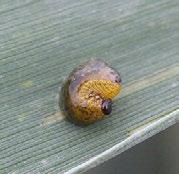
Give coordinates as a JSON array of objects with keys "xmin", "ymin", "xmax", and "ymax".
[{"xmin": 60, "ymin": 59, "xmax": 122, "ymax": 125}]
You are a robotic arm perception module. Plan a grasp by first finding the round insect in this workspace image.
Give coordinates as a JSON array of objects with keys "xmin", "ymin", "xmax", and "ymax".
[{"xmin": 60, "ymin": 59, "xmax": 122, "ymax": 125}]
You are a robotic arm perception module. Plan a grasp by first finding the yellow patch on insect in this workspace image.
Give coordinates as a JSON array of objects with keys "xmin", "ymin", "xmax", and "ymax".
[{"xmin": 79, "ymin": 80, "xmax": 121, "ymax": 100}]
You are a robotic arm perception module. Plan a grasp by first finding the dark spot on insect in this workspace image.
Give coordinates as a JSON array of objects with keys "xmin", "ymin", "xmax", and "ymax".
[
  {"xmin": 115, "ymin": 76, "xmax": 122, "ymax": 83},
  {"xmin": 84, "ymin": 117, "xmax": 90, "ymax": 121},
  {"xmin": 101, "ymin": 99, "xmax": 112, "ymax": 115},
  {"xmin": 82, "ymin": 110, "xmax": 89, "ymax": 115},
  {"xmin": 115, "ymin": 79, "xmax": 121, "ymax": 83}
]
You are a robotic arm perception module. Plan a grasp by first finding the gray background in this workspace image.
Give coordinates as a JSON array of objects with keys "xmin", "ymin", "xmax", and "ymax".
[
  {"xmin": 0, "ymin": 1, "xmax": 178, "ymax": 173},
  {"xmin": 86, "ymin": 123, "xmax": 178, "ymax": 174}
]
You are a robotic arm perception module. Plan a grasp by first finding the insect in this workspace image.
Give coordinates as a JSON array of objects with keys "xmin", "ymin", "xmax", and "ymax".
[{"xmin": 60, "ymin": 59, "xmax": 122, "ymax": 125}]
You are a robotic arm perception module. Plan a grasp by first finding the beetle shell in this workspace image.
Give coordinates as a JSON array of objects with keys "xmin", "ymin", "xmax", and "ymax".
[{"xmin": 60, "ymin": 59, "xmax": 122, "ymax": 125}]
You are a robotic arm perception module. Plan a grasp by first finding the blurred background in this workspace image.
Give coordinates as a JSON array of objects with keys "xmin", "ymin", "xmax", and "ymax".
[{"xmin": 86, "ymin": 124, "xmax": 178, "ymax": 174}]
